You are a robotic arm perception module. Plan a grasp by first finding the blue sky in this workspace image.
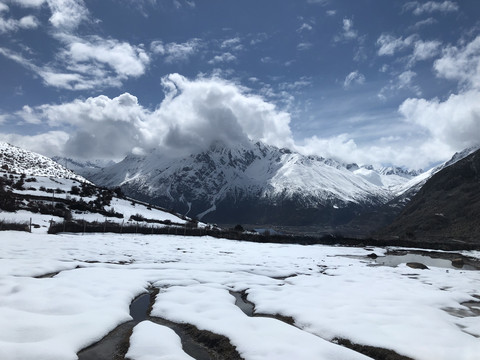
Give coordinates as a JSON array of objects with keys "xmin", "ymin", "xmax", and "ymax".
[{"xmin": 1, "ymin": 0, "xmax": 479, "ymax": 169}]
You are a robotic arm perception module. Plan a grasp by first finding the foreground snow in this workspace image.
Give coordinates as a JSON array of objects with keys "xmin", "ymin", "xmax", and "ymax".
[{"xmin": 0, "ymin": 232, "xmax": 479, "ymax": 360}]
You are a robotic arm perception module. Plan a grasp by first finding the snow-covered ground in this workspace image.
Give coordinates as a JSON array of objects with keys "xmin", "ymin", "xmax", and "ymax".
[{"xmin": 0, "ymin": 232, "xmax": 479, "ymax": 360}]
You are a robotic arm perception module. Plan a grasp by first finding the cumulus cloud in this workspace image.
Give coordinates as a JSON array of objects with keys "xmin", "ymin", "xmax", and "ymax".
[
  {"xmin": 343, "ymin": 71, "xmax": 365, "ymax": 88},
  {"xmin": 404, "ymin": 1, "xmax": 459, "ymax": 16},
  {"xmin": 151, "ymin": 74, "xmax": 294, "ymax": 153},
  {"xmin": 12, "ymin": 74, "xmax": 294, "ymax": 160},
  {"xmin": 399, "ymin": 90, "xmax": 480, "ymax": 151}
]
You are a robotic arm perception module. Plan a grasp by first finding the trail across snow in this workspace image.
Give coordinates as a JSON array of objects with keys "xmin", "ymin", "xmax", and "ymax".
[{"xmin": 0, "ymin": 232, "xmax": 479, "ymax": 359}]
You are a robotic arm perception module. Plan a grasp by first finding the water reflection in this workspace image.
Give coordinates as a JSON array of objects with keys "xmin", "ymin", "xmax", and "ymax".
[{"xmin": 375, "ymin": 253, "xmax": 477, "ymax": 270}]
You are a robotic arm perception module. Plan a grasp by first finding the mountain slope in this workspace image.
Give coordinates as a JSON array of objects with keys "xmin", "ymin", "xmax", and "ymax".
[
  {"xmin": 89, "ymin": 141, "xmax": 416, "ymax": 226},
  {"xmin": 379, "ymin": 148, "xmax": 480, "ymax": 244},
  {"xmin": 0, "ymin": 142, "xmax": 88, "ymax": 183}
]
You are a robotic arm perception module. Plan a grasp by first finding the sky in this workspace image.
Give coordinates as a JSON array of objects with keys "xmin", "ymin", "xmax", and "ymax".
[{"xmin": 0, "ymin": 0, "xmax": 479, "ymax": 169}]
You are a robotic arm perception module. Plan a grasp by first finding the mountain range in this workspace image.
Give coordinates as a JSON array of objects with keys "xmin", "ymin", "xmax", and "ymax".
[
  {"xmin": 80, "ymin": 140, "xmax": 423, "ymax": 230},
  {"xmin": 2, "ymin": 140, "xmax": 478, "ymax": 238}
]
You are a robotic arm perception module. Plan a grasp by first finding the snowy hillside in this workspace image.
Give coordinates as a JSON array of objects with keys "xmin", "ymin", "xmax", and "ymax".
[
  {"xmin": 0, "ymin": 171, "xmax": 196, "ymax": 233},
  {"xmin": 89, "ymin": 141, "xmax": 418, "ymax": 225},
  {"xmin": 0, "ymin": 142, "xmax": 88, "ymax": 183}
]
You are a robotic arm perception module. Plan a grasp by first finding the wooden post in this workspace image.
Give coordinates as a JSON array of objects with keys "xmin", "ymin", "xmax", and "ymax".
[
  {"xmin": 29, "ymin": 218, "xmax": 32, "ymax": 233},
  {"xmin": 83, "ymin": 219, "xmax": 86, "ymax": 235}
]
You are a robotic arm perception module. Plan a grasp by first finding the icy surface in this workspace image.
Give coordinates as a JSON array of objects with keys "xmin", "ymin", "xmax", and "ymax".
[{"xmin": 0, "ymin": 232, "xmax": 479, "ymax": 359}]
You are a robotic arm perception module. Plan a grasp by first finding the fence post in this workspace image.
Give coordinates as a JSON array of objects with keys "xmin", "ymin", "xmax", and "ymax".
[
  {"xmin": 83, "ymin": 219, "xmax": 86, "ymax": 235},
  {"xmin": 29, "ymin": 217, "xmax": 32, "ymax": 233},
  {"xmin": 104, "ymin": 218, "xmax": 107, "ymax": 233}
]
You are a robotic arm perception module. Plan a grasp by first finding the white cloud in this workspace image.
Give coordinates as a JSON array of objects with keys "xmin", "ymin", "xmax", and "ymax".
[
  {"xmin": 434, "ymin": 35, "xmax": 480, "ymax": 89},
  {"xmin": 297, "ymin": 23, "xmax": 313, "ymax": 32},
  {"xmin": 399, "ymin": 90, "xmax": 480, "ymax": 152},
  {"xmin": 9, "ymin": 0, "xmax": 46, "ymax": 7},
  {"xmin": 411, "ymin": 40, "xmax": 441, "ymax": 62},
  {"xmin": 0, "ymin": 131, "xmax": 70, "ymax": 157},
  {"xmin": 0, "ymin": 9, "xmax": 39, "ymax": 33},
  {"xmin": 404, "ymin": 1, "xmax": 459, "ymax": 16},
  {"xmin": 62, "ymin": 35, "xmax": 150, "ymax": 77},
  {"xmin": 326, "ymin": 10, "xmax": 336, "ymax": 16},
  {"xmin": 160, "ymin": 39, "xmax": 201, "ymax": 63},
  {"xmin": 297, "ymin": 42, "xmax": 312, "ymax": 51},
  {"xmin": 376, "ymin": 34, "xmax": 416, "ymax": 56},
  {"xmin": 220, "ymin": 37, "xmax": 242, "ymax": 50},
  {"xmin": 153, "ymin": 74, "xmax": 294, "ymax": 153},
  {"xmin": 395, "ymin": 36, "xmax": 480, "ymax": 166},
  {"xmin": 409, "ymin": 17, "xmax": 437, "ymax": 30},
  {"xmin": 18, "ymin": 15, "xmax": 39, "ymax": 28},
  {"xmin": 335, "ymin": 18, "xmax": 357, "ymax": 41},
  {"xmin": 378, "ymin": 70, "xmax": 421, "ymax": 99},
  {"xmin": 343, "ymin": 71, "xmax": 365, "ymax": 88},
  {"xmin": 208, "ymin": 52, "xmax": 236, "ymax": 65},
  {"xmin": 46, "ymin": 0, "xmax": 89, "ymax": 30},
  {"xmin": 398, "ymin": 70, "xmax": 417, "ymax": 88},
  {"xmin": 0, "ymin": 0, "xmax": 151, "ymax": 90},
  {"xmin": 10, "ymin": 74, "xmax": 294, "ymax": 159},
  {"xmin": 16, "ymin": 105, "xmax": 41, "ymax": 124}
]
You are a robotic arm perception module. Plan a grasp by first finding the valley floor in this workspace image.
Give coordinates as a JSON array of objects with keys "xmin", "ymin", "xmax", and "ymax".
[{"xmin": 0, "ymin": 232, "xmax": 479, "ymax": 360}]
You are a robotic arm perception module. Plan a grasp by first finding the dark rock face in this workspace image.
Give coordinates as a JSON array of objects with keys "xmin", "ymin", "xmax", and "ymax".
[{"xmin": 379, "ymin": 149, "xmax": 480, "ymax": 245}]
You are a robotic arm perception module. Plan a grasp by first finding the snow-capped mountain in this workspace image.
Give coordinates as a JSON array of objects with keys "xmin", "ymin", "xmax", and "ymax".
[
  {"xmin": 88, "ymin": 140, "xmax": 418, "ymax": 226},
  {"xmin": 0, "ymin": 142, "xmax": 89, "ymax": 183}
]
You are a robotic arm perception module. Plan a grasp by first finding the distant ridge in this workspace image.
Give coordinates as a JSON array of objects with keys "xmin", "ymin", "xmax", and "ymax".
[{"xmin": 379, "ymin": 147, "xmax": 480, "ymax": 244}]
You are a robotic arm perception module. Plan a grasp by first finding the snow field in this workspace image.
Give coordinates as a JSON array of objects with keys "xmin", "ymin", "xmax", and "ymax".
[{"xmin": 0, "ymin": 232, "xmax": 479, "ymax": 359}]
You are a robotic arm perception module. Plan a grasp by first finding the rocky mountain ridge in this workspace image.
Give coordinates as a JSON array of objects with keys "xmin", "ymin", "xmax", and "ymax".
[{"xmin": 87, "ymin": 140, "xmax": 420, "ymax": 227}]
